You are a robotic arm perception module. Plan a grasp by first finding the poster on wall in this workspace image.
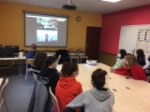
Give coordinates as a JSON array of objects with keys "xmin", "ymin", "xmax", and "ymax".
[
  {"xmin": 138, "ymin": 30, "xmax": 146, "ymax": 41},
  {"xmin": 146, "ymin": 30, "xmax": 150, "ymax": 41},
  {"xmin": 119, "ymin": 25, "xmax": 150, "ymax": 68},
  {"xmin": 136, "ymin": 28, "xmax": 150, "ymax": 52}
]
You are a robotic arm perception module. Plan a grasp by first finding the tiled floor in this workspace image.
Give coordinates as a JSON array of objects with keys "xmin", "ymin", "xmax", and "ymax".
[{"xmin": 0, "ymin": 66, "xmax": 34, "ymax": 112}]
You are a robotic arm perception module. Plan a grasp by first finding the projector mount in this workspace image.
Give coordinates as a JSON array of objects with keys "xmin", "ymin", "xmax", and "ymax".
[{"xmin": 62, "ymin": 0, "xmax": 77, "ymax": 10}]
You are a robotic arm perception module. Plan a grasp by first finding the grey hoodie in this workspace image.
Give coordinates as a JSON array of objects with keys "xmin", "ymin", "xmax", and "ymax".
[{"xmin": 65, "ymin": 88, "xmax": 114, "ymax": 112}]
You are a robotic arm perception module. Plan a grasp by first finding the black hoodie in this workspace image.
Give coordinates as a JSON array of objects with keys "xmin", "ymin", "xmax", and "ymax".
[{"xmin": 39, "ymin": 68, "xmax": 60, "ymax": 94}]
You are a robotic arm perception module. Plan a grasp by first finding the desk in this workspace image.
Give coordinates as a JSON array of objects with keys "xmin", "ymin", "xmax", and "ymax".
[
  {"xmin": 0, "ymin": 57, "xmax": 26, "ymax": 77},
  {"xmin": 57, "ymin": 63, "xmax": 150, "ymax": 112}
]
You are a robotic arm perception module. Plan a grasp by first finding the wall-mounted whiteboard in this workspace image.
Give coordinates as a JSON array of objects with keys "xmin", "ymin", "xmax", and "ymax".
[
  {"xmin": 119, "ymin": 25, "xmax": 150, "ymax": 68},
  {"xmin": 119, "ymin": 25, "xmax": 138, "ymax": 53}
]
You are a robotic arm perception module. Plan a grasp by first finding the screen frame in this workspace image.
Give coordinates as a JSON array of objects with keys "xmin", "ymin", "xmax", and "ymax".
[{"xmin": 23, "ymin": 10, "xmax": 69, "ymax": 48}]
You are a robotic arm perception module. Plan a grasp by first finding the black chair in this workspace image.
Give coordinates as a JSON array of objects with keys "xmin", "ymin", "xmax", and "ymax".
[{"xmin": 55, "ymin": 50, "xmax": 70, "ymax": 64}]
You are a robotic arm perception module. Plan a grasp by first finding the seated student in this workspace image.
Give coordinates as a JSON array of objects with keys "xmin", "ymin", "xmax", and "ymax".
[
  {"xmin": 64, "ymin": 68, "xmax": 114, "ymax": 112},
  {"xmin": 26, "ymin": 43, "xmax": 37, "ymax": 68},
  {"xmin": 26, "ymin": 43, "xmax": 37, "ymax": 59},
  {"xmin": 39, "ymin": 56, "xmax": 60, "ymax": 94},
  {"xmin": 148, "ymin": 55, "xmax": 150, "ymax": 62},
  {"xmin": 30, "ymin": 51, "xmax": 47, "ymax": 76},
  {"xmin": 115, "ymin": 54, "xmax": 147, "ymax": 81},
  {"xmin": 55, "ymin": 62, "xmax": 82, "ymax": 112},
  {"xmin": 147, "ymin": 54, "xmax": 150, "ymax": 71},
  {"xmin": 136, "ymin": 49, "xmax": 146, "ymax": 67},
  {"xmin": 110, "ymin": 49, "xmax": 127, "ymax": 72}
]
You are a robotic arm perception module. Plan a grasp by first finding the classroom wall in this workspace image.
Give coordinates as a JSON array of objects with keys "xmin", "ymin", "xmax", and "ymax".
[
  {"xmin": 0, "ymin": 3, "xmax": 102, "ymax": 51},
  {"xmin": 100, "ymin": 5, "xmax": 150, "ymax": 54}
]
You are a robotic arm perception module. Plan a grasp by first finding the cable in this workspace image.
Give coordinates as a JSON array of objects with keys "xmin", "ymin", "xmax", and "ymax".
[{"xmin": 0, "ymin": 60, "xmax": 15, "ymax": 69}]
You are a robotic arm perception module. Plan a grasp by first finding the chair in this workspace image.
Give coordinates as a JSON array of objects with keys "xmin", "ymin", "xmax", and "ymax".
[
  {"xmin": 69, "ymin": 49, "xmax": 79, "ymax": 63},
  {"xmin": 32, "ymin": 73, "xmax": 38, "ymax": 81},
  {"xmin": 49, "ymin": 87, "xmax": 60, "ymax": 112},
  {"xmin": 25, "ymin": 59, "xmax": 34, "ymax": 85},
  {"xmin": 57, "ymin": 55, "xmax": 61, "ymax": 65},
  {"xmin": 77, "ymin": 49, "xmax": 88, "ymax": 63},
  {"xmin": 28, "ymin": 80, "xmax": 53, "ymax": 112},
  {"xmin": 0, "ymin": 78, "xmax": 9, "ymax": 112}
]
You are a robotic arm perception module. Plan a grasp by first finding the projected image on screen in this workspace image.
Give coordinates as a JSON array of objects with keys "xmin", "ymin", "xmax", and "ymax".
[
  {"xmin": 37, "ymin": 30, "xmax": 57, "ymax": 42},
  {"xmin": 24, "ymin": 12, "xmax": 68, "ymax": 47},
  {"xmin": 37, "ymin": 18, "xmax": 58, "ymax": 30}
]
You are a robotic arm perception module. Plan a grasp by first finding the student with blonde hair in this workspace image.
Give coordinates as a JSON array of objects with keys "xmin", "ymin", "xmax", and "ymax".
[{"xmin": 115, "ymin": 54, "xmax": 147, "ymax": 81}]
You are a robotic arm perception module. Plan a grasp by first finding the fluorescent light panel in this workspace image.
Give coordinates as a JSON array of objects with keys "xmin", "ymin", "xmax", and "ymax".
[{"xmin": 102, "ymin": 0, "xmax": 121, "ymax": 3}]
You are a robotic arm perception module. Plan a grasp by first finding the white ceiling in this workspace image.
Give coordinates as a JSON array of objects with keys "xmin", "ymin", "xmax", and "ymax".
[{"xmin": 0, "ymin": 0, "xmax": 150, "ymax": 14}]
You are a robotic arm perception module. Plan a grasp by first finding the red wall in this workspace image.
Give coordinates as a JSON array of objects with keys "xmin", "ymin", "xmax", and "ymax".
[{"xmin": 100, "ymin": 5, "xmax": 150, "ymax": 54}]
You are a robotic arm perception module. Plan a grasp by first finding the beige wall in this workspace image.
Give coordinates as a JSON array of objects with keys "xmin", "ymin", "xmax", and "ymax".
[{"xmin": 0, "ymin": 3, "xmax": 102, "ymax": 51}]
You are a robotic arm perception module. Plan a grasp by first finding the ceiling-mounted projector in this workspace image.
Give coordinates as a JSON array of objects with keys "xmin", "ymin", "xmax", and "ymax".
[
  {"xmin": 62, "ymin": 0, "xmax": 77, "ymax": 10},
  {"xmin": 62, "ymin": 5, "xmax": 77, "ymax": 10}
]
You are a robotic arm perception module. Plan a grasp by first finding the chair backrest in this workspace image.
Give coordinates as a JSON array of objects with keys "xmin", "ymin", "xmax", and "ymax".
[
  {"xmin": 32, "ymin": 73, "xmax": 38, "ymax": 81},
  {"xmin": 0, "ymin": 78, "xmax": 9, "ymax": 97},
  {"xmin": 49, "ymin": 87, "xmax": 60, "ymax": 112},
  {"xmin": 0, "ymin": 78, "xmax": 9, "ymax": 108},
  {"xmin": 25, "ymin": 59, "xmax": 34, "ymax": 85},
  {"xmin": 57, "ymin": 55, "xmax": 61, "ymax": 65},
  {"xmin": 69, "ymin": 49, "xmax": 78, "ymax": 56},
  {"xmin": 26, "ymin": 59, "xmax": 34, "ymax": 70},
  {"xmin": 26, "ymin": 59, "xmax": 34, "ymax": 65},
  {"xmin": 78, "ymin": 48, "xmax": 86, "ymax": 56}
]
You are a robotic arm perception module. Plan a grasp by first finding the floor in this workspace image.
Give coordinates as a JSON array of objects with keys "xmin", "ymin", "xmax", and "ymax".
[{"xmin": 0, "ymin": 66, "xmax": 34, "ymax": 112}]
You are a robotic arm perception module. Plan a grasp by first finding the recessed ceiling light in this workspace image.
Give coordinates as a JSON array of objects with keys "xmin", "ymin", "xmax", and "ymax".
[{"xmin": 102, "ymin": 0, "xmax": 121, "ymax": 3}]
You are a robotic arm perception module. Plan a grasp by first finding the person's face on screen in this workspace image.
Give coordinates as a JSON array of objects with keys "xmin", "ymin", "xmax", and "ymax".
[{"xmin": 45, "ymin": 34, "xmax": 48, "ymax": 37}]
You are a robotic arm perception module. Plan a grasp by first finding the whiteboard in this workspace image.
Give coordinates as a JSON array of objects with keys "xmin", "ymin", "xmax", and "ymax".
[
  {"xmin": 119, "ymin": 25, "xmax": 138, "ymax": 53},
  {"xmin": 119, "ymin": 25, "xmax": 150, "ymax": 68}
]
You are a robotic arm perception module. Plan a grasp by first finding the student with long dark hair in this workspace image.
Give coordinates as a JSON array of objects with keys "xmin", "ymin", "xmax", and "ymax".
[
  {"xmin": 111, "ymin": 49, "xmax": 127, "ymax": 72},
  {"xmin": 39, "ymin": 56, "xmax": 60, "ymax": 94},
  {"xmin": 55, "ymin": 62, "xmax": 82, "ymax": 112},
  {"xmin": 63, "ymin": 69, "xmax": 114, "ymax": 112},
  {"xmin": 136, "ymin": 49, "xmax": 146, "ymax": 67},
  {"xmin": 30, "ymin": 51, "xmax": 47, "ymax": 75}
]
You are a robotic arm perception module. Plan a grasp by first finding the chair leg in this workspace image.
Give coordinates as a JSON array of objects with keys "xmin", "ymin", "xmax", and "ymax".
[
  {"xmin": 4, "ymin": 100, "xmax": 9, "ymax": 112},
  {"xmin": 25, "ymin": 70, "xmax": 28, "ymax": 86}
]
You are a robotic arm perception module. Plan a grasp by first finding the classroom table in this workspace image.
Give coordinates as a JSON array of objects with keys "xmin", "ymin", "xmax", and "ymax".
[
  {"xmin": 0, "ymin": 56, "xmax": 26, "ymax": 77},
  {"xmin": 57, "ymin": 63, "xmax": 150, "ymax": 112}
]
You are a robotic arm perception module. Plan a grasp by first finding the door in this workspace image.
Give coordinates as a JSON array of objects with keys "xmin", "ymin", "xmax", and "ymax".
[{"xmin": 85, "ymin": 27, "xmax": 101, "ymax": 60}]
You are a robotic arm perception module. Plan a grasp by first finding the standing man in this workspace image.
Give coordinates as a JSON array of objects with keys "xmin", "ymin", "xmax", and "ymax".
[{"xmin": 45, "ymin": 34, "xmax": 49, "ymax": 42}]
